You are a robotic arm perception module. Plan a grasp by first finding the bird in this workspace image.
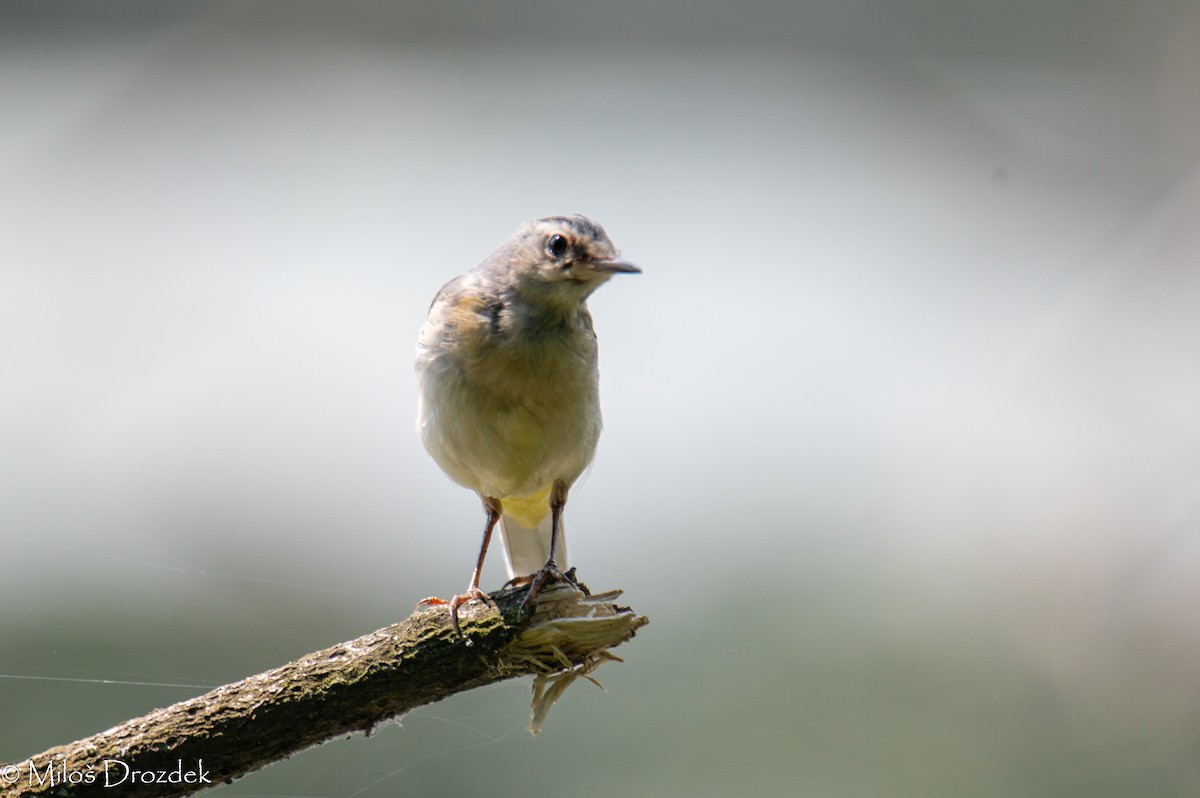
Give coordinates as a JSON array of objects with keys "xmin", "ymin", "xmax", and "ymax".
[{"xmin": 415, "ymin": 214, "xmax": 639, "ymax": 633}]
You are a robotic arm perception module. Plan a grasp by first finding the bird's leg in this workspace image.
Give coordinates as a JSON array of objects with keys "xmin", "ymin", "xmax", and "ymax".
[
  {"xmin": 419, "ymin": 496, "xmax": 502, "ymax": 635},
  {"xmin": 466, "ymin": 496, "xmax": 503, "ymax": 595},
  {"xmin": 519, "ymin": 480, "xmax": 583, "ymax": 615},
  {"xmin": 546, "ymin": 480, "xmax": 566, "ymax": 567},
  {"xmin": 448, "ymin": 495, "xmax": 504, "ymax": 632}
]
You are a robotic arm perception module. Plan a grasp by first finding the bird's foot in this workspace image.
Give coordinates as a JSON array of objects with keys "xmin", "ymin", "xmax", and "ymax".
[
  {"xmin": 517, "ymin": 563, "xmax": 587, "ymax": 617},
  {"xmin": 504, "ymin": 566, "xmax": 588, "ymax": 593},
  {"xmin": 417, "ymin": 588, "xmax": 495, "ymax": 636}
]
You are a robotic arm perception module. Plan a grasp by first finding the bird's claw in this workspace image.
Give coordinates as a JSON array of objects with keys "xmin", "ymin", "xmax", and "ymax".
[
  {"xmin": 418, "ymin": 589, "xmax": 495, "ymax": 636},
  {"xmin": 505, "ymin": 566, "xmax": 588, "ymax": 592},
  {"xmin": 517, "ymin": 563, "xmax": 586, "ymax": 618}
]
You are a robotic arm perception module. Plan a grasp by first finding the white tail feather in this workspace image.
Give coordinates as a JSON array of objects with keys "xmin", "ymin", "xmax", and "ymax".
[{"xmin": 498, "ymin": 511, "xmax": 566, "ymax": 580}]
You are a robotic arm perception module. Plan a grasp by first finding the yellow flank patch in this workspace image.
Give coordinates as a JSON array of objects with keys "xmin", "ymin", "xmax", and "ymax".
[{"xmin": 502, "ymin": 484, "xmax": 552, "ymax": 528}]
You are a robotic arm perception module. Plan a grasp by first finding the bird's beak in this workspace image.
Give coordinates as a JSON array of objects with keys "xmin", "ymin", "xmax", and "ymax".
[{"xmin": 586, "ymin": 258, "xmax": 641, "ymax": 274}]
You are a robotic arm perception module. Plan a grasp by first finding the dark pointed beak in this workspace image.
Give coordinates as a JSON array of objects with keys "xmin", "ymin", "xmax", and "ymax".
[{"xmin": 587, "ymin": 258, "xmax": 641, "ymax": 274}]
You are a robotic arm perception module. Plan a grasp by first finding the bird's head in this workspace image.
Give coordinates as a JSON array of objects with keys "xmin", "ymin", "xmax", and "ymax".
[{"xmin": 494, "ymin": 215, "xmax": 640, "ymax": 306}]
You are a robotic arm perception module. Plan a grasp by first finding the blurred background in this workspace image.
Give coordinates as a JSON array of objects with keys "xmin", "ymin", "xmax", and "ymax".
[{"xmin": 3, "ymin": 1, "xmax": 1199, "ymax": 795}]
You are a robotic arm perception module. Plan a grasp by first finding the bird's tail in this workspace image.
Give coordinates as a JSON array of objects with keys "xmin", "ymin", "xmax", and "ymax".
[{"xmin": 497, "ymin": 509, "xmax": 565, "ymax": 581}]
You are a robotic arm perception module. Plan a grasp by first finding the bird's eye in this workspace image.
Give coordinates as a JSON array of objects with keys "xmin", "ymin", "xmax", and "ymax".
[{"xmin": 545, "ymin": 234, "xmax": 569, "ymax": 259}]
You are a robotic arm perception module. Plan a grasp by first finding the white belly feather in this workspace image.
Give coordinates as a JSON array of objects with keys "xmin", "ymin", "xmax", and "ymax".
[{"xmin": 417, "ymin": 328, "xmax": 601, "ymax": 502}]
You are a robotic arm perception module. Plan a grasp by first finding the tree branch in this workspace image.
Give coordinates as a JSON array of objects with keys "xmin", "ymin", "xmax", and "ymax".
[{"xmin": 1, "ymin": 582, "xmax": 647, "ymax": 798}]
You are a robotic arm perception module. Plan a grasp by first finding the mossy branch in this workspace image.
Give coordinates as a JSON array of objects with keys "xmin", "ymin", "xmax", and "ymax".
[{"xmin": 1, "ymin": 582, "xmax": 647, "ymax": 798}]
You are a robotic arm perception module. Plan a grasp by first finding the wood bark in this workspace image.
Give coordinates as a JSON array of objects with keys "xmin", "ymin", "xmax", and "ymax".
[{"xmin": 1, "ymin": 583, "xmax": 647, "ymax": 798}]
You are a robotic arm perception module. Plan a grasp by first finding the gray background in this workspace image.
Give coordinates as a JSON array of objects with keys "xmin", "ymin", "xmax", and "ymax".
[{"xmin": 3, "ymin": 1, "xmax": 1199, "ymax": 795}]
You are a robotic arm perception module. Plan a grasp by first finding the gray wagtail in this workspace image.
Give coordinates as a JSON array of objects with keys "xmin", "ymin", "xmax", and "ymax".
[{"xmin": 415, "ymin": 215, "xmax": 639, "ymax": 632}]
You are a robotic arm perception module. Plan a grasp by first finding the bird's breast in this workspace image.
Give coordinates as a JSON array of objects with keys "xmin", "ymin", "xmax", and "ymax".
[{"xmin": 416, "ymin": 310, "xmax": 602, "ymax": 498}]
